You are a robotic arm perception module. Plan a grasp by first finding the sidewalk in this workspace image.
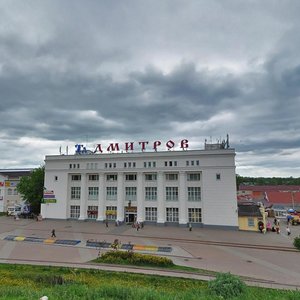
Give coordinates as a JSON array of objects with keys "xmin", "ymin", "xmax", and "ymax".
[{"xmin": 0, "ymin": 216, "xmax": 299, "ymax": 290}]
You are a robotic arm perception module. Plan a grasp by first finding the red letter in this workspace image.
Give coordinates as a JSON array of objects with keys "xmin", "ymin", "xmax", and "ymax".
[
  {"xmin": 125, "ymin": 142, "xmax": 134, "ymax": 151},
  {"xmin": 166, "ymin": 140, "xmax": 175, "ymax": 150},
  {"xmin": 138, "ymin": 141, "xmax": 149, "ymax": 151},
  {"xmin": 107, "ymin": 143, "xmax": 120, "ymax": 152},
  {"xmin": 153, "ymin": 141, "xmax": 161, "ymax": 151},
  {"xmin": 94, "ymin": 144, "xmax": 103, "ymax": 153},
  {"xmin": 180, "ymin": 139, "xmax": 189, "ymax": 150}
]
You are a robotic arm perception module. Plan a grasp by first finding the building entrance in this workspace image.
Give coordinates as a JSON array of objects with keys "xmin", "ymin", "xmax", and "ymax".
[
  {"xmin": 125, "ymin": 213, "xmax": 136, "ymax": 224},
  {"xmin": 125, "ymin": 206, "xmax": 137, "ymax": 224}
]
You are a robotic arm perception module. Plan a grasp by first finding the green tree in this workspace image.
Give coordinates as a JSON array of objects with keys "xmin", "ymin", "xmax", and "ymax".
[{"xmin": 17, "ymin": 166, "xmax": 45, "ymax": 214}]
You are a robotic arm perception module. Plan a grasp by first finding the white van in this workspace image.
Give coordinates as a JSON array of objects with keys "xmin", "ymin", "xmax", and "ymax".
[{"xmin": 7, "ymin": 205, "xmax": 21, "ymax": 216}]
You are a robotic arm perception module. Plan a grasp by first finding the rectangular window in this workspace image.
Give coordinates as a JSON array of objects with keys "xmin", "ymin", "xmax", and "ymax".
[
  {"xmin": 169, "ymin": 161, "xmax": 173, "ymax": 167},
  {"xmin": 133, "ymin": 162, "xmax": 136, "ymax": 168},
  {"xmin": 188, "ymin": 208, "xmax": 202, "ymax": 223},
  {"xmin": 88, "ymin": 174, "xmax": 99, "ymax": 181},
  {"xmin": 125, "ymin": 174, "xmax": 136, "ymax": 181},
  {"xmin": 187, "ymin": 173, "xmax": 201, "ymax": 181},
  {"xmin": 88, "ymin": 187, "xmax": 99, "ymax": 200},
  {"xmin": 166, "ymin": 187, "xmax": 178, "ymax": 201},
  {"xmin": 196, "ymin": 160, "xmax": 199, "ymax": 166},
  {"xmin": 106, "ymin": 206, "xmax": 117, "ymax": 220},
  {"xmin": 54, "ymin": 176, "xmax": 58, "ymax": 181},
  {"xmin": 166, "ymin": 208, "xmax": 179, "ymax": 222},
  {"xmin": 165, "ymin": 173, "xmax": 178, "ymax": 181},
  {"xmin": 216, "ymin": 173, "xmax": 221, "ymax": 180},
  {"xmin": 191, "ymin": 161, "xmax": 194, "ymax": 166},
  {"xmin": 145, "ymin": 187, "xmax": 157, "ymax": 201},
  {"xmin": 145, "ymin": 207, "xmax": 157, "ymax": 221},
  {"xmin": 145, "ymin": 173, "xmax": 157, "ymax": 181},
  {"xmin": 106, "ymin": 187, "xmax": 117, "ymax": 200},
  {"xmin": 153, "ymin": 162, "xmax": 156, "ymax": 168},
  {"xmin": 125, "ymin": 187, "xmax": 137, "ymax": 202},
  {"xmin": 174, "ymin": 161, "xmax": 177, "ymax": 167},
  {"xmin": 70, "ymin": 205, "xmax": 80, "ymax": 218},
  {"xmin": 71, "ymin": 175, "xmax": 81, "ymax": 181},
  {"xmin": 87, "ymin": 205, "xmax": 98, "ymax": 219},
  {"xmin": 106, "ymin": 174, "xmax": 117, "ymax": 181},
  {"xmin": 7, "ymin": 188, "xmax": 12, "ymax": 195},
  {"xmin": 144, "ymin": 162, "xmax": 147, "ymax": 168},
  {"xmin": 248, "ymin": 218, "xmax": 255, "ymax": 227},
  {"xmin": 188, "ymin": 187, "xmax": 201, "ymax": 201},
  {"xmin": 164, "ymin": 161, "xmax": 168, "ymax": 167},
  {"xmin": 71, "ymin": 187, "xmax": 81, "ymax": 200},
  {"xmin": 186, "ymin": 161, "xmax": 189, "ymax": 166},
  {"xmin": 125, "ymin": 162, "xmax": 127, "ymax": 168},
  {"xmin": 69, "ymin": 164, "xmax": 72, "ymax": 169}
]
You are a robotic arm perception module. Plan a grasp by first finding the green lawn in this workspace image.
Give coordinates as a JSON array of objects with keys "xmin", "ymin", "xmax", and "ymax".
[{"xmin": 0, "ymin": 264, "xmax": 299, "ymax": 299}]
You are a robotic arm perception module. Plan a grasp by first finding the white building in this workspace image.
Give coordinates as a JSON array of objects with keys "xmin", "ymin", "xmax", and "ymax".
[
  {"xmin": 42, "ymin": 140, "xmax": 238, "ymax": 228},
  {"xmin": 0, "ymin": 169, "xmax": 32, "ymax": 212}
]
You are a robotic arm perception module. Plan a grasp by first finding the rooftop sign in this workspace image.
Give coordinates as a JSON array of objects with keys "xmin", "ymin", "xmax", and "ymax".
[{"xmin": 75, "ymin": 139, "xmax": 189, "ymax": 155}]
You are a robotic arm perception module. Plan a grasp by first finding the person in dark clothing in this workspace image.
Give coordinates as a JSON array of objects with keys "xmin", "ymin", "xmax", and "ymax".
[{"xmin": 51, "ymin": 229, "xmax": 56, "ymax": 238}]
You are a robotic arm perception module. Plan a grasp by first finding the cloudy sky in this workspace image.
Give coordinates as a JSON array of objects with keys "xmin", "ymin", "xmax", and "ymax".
[{"xmin": 0, "ymin": 0, "xmax": 299, "ymax": 177}]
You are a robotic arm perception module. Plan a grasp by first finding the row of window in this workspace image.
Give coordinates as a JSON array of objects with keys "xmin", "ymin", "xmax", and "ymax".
[
  {"xmin": 71, "ymin": 173, "xmax": 201, "ymax": 182},
  {"xmin": 0, "ymin": 188, "xmax": 19, "ymax": 196},
  {"xmin": 70, "ymin": 205, "xmax": 202, "ymax": 223},
  {"xmin": 69, "ymin": 160, "xmax": 202, "ymax": 170},
  {"xmin": 71, "ymin": 186, "xmax": 201, "ymax": 201},
  {"xmin": 5, "ymin": 188, "xmax": 18, "ymax": 195}
]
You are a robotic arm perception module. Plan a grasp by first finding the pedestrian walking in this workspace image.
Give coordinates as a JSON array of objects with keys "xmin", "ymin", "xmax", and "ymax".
[
  {"xmin": 286, "ymin": 226, "xmax": 291, "ymax": 236},
  {"xmin": 105, "ymin": 219, "xmax": 108, "ymax": 228},
  {"xmin": 189, "ymin": 223, "xmax": 192, "ymax": 231},
  {"xmin": 51, "ymin": 229, "xmax": 56, "ymax": 238}
]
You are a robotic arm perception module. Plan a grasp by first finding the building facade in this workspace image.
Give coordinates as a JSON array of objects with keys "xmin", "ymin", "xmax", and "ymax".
[
  {"xmin": 42, "ymin": 143, "xmax": 238, "ymax": 228},
  {"xmin": 0, "ymin": 169, "xmax": 32, "ymax": 212}
]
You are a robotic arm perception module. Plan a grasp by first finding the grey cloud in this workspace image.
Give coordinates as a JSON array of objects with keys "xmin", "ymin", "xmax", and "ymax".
[{"xmin": 0, "ymin": 1, "xmax": 300, "ymax": 176}]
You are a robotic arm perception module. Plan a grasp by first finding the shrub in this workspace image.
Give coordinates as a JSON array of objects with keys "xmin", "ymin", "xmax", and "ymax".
[
  {"xmin": 97, "ymin": 250, "xmax": 174, "ymax": 267},
  {"xmin": 294, "ymin": 236, "xmax": 300, "ymax": 250},
  {"xmin": 208, "ymin": 272, "xmax": 246, "ymax": 299}
]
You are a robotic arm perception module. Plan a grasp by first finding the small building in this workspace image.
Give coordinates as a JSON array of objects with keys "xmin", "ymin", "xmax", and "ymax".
[
  {"xmin": 0, "ymin": 169, "xmax": 33, "ymax": 212},
  {"xmin": 238, "ymin": 202, "xmax": 263, "ymax": 231},
  {"xmin": 238, "ymin": 185, "xmax": 300, "ymax": 216}
]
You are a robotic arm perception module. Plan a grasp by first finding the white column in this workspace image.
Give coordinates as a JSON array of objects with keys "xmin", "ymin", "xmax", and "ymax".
[
  {"xmin": 179, "ymin": 171, "xmax": 187, "ymax": 224},
  {"xmin": 117, "ymin": 173, "xmax": 124, "ymax": 222},
  {"xmin": 137, "ymin": 172, "xmax": 144, "ymax": 222},
  {"xmin": 79, "ymin": 173, "xmax": 87, "ymax": 220},
  {"xmin": 157, "ymin": 171, "xmax": 165, "ymax": 224},
  {"xmin": 97, "ymin": 173, "xmax": 105, "ymax": 221}
]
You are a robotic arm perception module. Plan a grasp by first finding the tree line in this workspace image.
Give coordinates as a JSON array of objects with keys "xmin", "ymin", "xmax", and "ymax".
[{"xmin": 236, "ymin": 175, "xmax": 300, "ymax": 188}]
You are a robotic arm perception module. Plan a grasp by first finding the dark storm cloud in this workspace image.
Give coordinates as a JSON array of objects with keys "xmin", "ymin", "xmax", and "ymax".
[{"xmin": 0, "ymin": 0, "xmax": 300, "ymax": 176}]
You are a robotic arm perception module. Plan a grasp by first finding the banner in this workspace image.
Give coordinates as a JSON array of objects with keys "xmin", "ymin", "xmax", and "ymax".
[{"xmin": 43, "ymin": 190, "xmax": 57, "ymax": 204}]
